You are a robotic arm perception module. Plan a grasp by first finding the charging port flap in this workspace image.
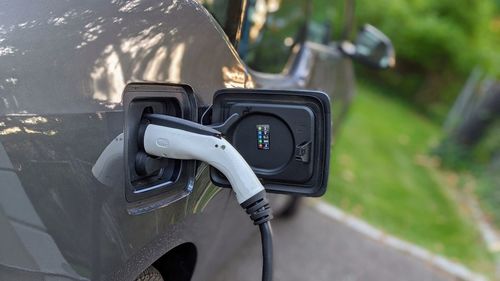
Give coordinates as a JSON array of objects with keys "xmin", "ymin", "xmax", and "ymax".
[
  {"xmin": 209, "ymin": 89, "xmax": 331, "ymax": 197},
  {"xmin": 123, "ymin": 83, "xmax": 197, "ymax": 210}
]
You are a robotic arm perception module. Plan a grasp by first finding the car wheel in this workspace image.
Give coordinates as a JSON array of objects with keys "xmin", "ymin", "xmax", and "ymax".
[{"xmin": 135, "ymin": 266, "xmax": 164, "ymax": 281}]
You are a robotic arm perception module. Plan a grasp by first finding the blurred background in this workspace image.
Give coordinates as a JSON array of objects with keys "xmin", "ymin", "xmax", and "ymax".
[
  {"xmin": 209, "ymin": 0, "xmax": 500, "ymax": 279},
  {"xmin": 329, "ymin": 0, "xmax": 500, "ymax": 278}
]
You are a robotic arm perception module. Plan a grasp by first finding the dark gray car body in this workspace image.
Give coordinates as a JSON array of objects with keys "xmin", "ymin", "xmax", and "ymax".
[{"xmin": 0, "ymin": 1, "xmax": 354, "ymax": 280}]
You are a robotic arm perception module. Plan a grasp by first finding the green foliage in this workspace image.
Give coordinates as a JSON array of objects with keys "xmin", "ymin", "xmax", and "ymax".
[
  {"xmin": 470, "ymin": 122, "xmax": 500, "ymax": 230},
  {"xmin": 436, "ymin": 117, "xmax": 500, "ymax": 172},
  {"xmin": 349, "ymin": 0, "xmax": 500, "ymax": 113},
  {"xmin": 356, "ymin": 0, "xmax": 498, "ymax": 75},
  {"xmin": 311, "ymin": 0, "xmax": 346, "ymax": 39},
  {"xmin": 474, "ymin": 120, "xmax": 500, "ymax": 163},
  {"xmin": 325, "ymin": 82, "xmax": 495, "ymax": 274},
  {"xmin": 477, "ymin": 159, "xmax": 500, "ymax": 229},
  {"xmin": 433, "ymin": 139, "xmax": 473, "ymax": 171}
]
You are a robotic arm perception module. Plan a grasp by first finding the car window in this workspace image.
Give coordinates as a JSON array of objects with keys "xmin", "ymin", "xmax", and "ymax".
[
  {"xmin": 200, "ymin": 0, "xmax": 245, "ymax": 46},
  {"xmin": 238, "ymin": 0, "xmax": 309, "ymax": 73},
  {"xmin": 201, "ymin": 0, "xmax": 353, "ymax": 74},
  {"xmin": 310, "ymin": 0, "xmax": 355, "ymax": 41}
]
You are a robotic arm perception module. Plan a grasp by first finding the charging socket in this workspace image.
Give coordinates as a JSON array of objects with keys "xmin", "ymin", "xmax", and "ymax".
[{"xmin": 123, "ymin": 83, "xmax": 197, "ymax": 204}]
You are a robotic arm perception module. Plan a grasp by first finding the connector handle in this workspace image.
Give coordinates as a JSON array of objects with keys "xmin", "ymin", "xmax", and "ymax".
[{"xmin": 143, "ymin": 123, "xmax": 264, "ymax": 204}]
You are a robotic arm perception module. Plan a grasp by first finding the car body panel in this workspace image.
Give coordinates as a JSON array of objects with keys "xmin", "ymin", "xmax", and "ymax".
[
  {"xmin": 0, "ymin": 1, "xmax": 251, "ymax": 280},
  {"xmin": 0, "ymin": 0, "xmax": 354, "ymax": 280}
]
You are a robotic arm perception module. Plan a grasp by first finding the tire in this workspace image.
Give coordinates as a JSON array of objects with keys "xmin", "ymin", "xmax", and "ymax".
[{"xmin": 135, "ymin": 266, "xmax": 164, "ymax": 281}]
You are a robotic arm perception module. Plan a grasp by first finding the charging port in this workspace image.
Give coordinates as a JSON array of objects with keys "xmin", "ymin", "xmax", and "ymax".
[
  {"xmin": 134, "ymin": 107, "xmax": 177, "ymax": 181},
  {"xmin": 123, "ymin": 83, "xmax": 197, "ymax": 207}
]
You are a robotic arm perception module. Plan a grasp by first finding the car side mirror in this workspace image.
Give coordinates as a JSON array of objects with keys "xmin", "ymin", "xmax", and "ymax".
[{"xmin": 340, "ymin": 24, "xmax": 395, "ymax": 69}]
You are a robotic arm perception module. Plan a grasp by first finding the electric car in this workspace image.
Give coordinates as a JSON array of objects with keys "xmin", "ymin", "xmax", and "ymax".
[{"xmin": 0, "ymin": 0, "xmax": 393, "ymax": 280}]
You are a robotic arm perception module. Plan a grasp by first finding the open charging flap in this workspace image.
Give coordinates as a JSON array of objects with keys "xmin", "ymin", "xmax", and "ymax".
[{"xmin": 208, "ymin": 89, "xmax": 331, "ymax": 197}]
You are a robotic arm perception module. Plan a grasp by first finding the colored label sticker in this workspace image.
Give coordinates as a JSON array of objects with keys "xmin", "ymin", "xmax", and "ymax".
[{"xmin": 256, "ymin": 124, "xmax": 270, "ymax": 150}]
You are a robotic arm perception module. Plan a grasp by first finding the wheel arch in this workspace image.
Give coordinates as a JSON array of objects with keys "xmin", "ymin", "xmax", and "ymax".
[{"xmin": 152, "ymin": 242, "xmax": 197, "ymax": 281}]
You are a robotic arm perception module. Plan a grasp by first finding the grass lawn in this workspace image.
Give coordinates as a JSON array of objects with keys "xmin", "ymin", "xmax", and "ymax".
[{"xmin": 324, "ymin": 82, "xmax": 495, "ymax": 274}]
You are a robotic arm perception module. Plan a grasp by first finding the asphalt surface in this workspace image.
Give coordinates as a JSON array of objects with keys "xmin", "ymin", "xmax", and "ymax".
[{"xmin": 213, "ymin": 205, "xmax": 455, "ymax": 281}]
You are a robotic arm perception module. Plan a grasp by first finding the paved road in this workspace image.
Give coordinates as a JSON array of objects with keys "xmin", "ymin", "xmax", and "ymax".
[{"xmin": 213, "ymin": 205, "xmax": 455, "ymax": 281}]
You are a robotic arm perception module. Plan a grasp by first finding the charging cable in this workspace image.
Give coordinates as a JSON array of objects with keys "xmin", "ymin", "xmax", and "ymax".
[{"xmin": 140, "ymin": 114, "xmax": 273, "ymax": 281}]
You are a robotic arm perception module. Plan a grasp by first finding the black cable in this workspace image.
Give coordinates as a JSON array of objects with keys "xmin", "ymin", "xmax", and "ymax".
[
  {"xmin": 259, "ymin": 221, "xmax": 273, "ymax": 281},
  {"xmin": 241, "ymin": 191, "xmax": 274, "ymax": 281}
]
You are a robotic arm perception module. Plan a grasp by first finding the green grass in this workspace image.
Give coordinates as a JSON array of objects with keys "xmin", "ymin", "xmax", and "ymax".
[{"xmin": 324, "ymin": 82, "xmax": 494, "ymax": 274}]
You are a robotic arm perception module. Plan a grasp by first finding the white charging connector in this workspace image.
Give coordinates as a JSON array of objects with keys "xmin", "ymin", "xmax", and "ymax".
[
  {"xmin": 140, "ymin": 114, "xmax": 273, "ymax": 281},
  {"xmin": 143, "ymin": 123, "xmax": 264, "ymax": 204}
]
